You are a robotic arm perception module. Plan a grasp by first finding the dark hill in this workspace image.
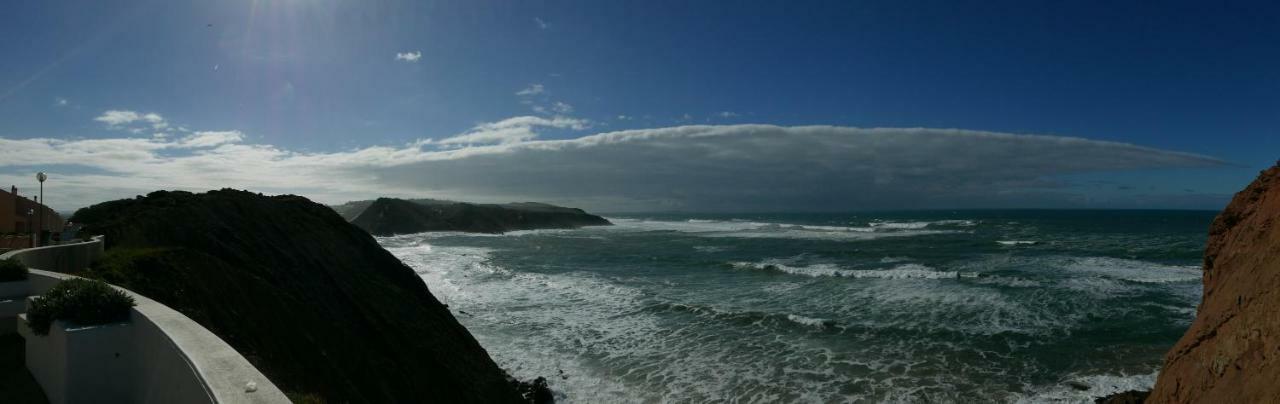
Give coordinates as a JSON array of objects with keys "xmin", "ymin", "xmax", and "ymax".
[
  {"xmin": 68, "ymin": 189, "xmax": 529, "ymax": 403},
  {"xmin": 346, "ymin": 197, "xmax": 611, "ymax": 236}
]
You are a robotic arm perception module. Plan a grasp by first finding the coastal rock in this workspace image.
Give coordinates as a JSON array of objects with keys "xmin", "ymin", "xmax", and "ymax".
[
  {"xmin": 1096, "ymin": 390, "xmax": 1149, "ymax": 404},
  {"xmin": 70, "ymin": 190, "xmax": 529, "ymax": 403},
  {"xmin": 1146, "ymin": 165, "xmax": 1280, "ymax": 403},
  {"xmin": 345, "ymin": 197, "xmax": 611, "ymax": 236}
]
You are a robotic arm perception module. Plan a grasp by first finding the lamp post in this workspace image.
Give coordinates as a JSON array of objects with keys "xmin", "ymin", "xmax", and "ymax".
[
  {"xmin": 36, "ymin": 172, "xmax": 46, "ymax": 247},
  {"xmin": 26, "ymin": 208, "xmax": 34, "ymax": 248}
]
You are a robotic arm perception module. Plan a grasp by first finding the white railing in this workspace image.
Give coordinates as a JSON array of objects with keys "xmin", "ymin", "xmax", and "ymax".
[{"xmin": 1, "ymin": 237, "xmax": 289, "ymax": 404}]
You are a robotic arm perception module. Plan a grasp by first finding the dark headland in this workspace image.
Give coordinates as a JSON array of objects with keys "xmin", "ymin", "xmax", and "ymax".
[
  {"xmin": 335, "ymin": 197, "xmax": 611, "ymax": 236},
  {"xmin": 67, "ymin": 189, "xmax": 550, "ymax": 403},
  {"xmin": 1100, "ymin": 163, "xmax": 1280, "ymax": 403}
]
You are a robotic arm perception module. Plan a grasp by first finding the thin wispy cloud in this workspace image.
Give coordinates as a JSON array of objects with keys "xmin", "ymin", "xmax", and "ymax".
[
  {"xmin": 516, "ymin": 84, "xmax": 544, "ymax": 96},
  {"xmin": 394, "ymin": 51, "xmax": 422, "ymax": 62},
  {"xmin": 535, "ymin": 17, "xmax": 549, "ymax": 29},
  {"xmin": 552, "ymin": 102, "xmax": 574, "ymax": 114},
  {"xmin": 54, "ymin": 97, "xmax": 68, "ymax": 107},
  {"xmin": 717, "ymin": 111, "xmax": 739, "ymax": 118}
]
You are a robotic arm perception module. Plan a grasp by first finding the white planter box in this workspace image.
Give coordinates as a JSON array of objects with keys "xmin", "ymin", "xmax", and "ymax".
[
  {"xmin": 18, "ymin": 313, "xmax": 135, "ymax": 404},
  {"xmin": 0, "ymin": 279, "xmax": 30, "ymax": 299}
]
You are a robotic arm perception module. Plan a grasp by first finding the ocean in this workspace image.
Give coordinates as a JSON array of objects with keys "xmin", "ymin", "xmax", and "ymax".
[{"xmin": 377, "ymin": 210, "xmax": 1214, "ymax": 403}]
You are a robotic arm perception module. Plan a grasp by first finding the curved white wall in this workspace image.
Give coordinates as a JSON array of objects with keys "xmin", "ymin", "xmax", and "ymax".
[{"xmin": 1, "ymin": 237, "xmax": 290, "ymax": 404}]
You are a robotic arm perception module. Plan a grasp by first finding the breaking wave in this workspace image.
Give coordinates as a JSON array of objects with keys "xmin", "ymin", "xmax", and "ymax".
[{"xmin": 729, "ymin": 259, "xmax": 976, "ymax": 279}]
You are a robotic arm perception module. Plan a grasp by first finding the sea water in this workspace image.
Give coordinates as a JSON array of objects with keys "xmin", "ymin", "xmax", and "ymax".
[{"xmin": 378, "ymin": 210, "xmax": 1212, "ymax": 403}]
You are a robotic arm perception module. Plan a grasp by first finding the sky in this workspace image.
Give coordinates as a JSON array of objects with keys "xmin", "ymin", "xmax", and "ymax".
[{"xmin": 0, "ymin": 0, "xmax": 1276, "ymax": 212}]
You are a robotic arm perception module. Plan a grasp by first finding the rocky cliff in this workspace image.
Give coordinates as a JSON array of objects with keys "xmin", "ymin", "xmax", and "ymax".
[
  {"xmin": 1144, "ymin": 165, "xmax": 1280, "ymax": 403},
  {"xmin": 69, "ymin": 190, "xmax": 531, "ymax": 403},
  {"xmin": 345, "ymin": 197, "xmax": 611, "ymax": 236}
]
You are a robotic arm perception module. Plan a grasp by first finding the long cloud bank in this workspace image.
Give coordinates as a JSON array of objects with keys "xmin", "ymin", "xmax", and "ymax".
[{"xmin": 0, "ymin": 124, "xmax": 1225, "ymax": 211}]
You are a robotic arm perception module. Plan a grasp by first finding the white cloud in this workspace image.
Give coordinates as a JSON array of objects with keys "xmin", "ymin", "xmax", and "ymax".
[
  {"xmin": 516, "ymin": 84, "xmax": 544, "ymax": 96},
  {"xmin": 94, "ymin": 110, "xmax": 142, "ymax": 126},
  {"xmin": 0, "ymin": 122, "xmax": 1228, "ymax": 212},
  {"xmin": 55, "ymin": 98, "xmax": 68, "ymax": 107},
  {"xmin": 616, "ymin": 115, "xmax": 633, "ymax": 121},
  {"xmin": 178, "ymin": 131, "xmax": 245, "ymax": 148},
  {"xmin": 394, "ymin": 51, "xmax": 422, "ymax": 62},
  {"xmin": 718, "ymin": 111, "xmax": 739, "ymax": 118},
  {"xmin": 535, "ymin": 17, "xmax": 549, "ymax": 29},
  {"xmin": 94, "ymin": 110, "xmax": 168, "ymax": 130},
  {"xmin": 436, "ymin": 116, "xmax": 589, "ymax": 145}
]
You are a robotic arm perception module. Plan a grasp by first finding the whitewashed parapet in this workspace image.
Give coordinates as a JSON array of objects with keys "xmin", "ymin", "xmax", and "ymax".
[
  {"xmin": 0, "ymin": 235, "xmax": 104, "ymax": 275},
  {"xmin": 1, "ymin": 237, "xmax": 289, "ymax": 404}
]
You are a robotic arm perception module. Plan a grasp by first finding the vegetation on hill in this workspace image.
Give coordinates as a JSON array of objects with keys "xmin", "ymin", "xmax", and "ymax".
[
  {"xmin": 345, "ymin": 197, "xmax": 611, "ymax": 235},
  {"xmin": 69, "ymin": 189, "xmax": 532, "ymax": 403},
  {"xmin": 0, "ymin": 258, "xmax": 27, "ymax": 282}
]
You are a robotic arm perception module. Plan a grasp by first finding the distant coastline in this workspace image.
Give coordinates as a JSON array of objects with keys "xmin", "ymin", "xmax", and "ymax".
[{"xmin": 335, "ymin": 197, "xmax": 611, "ymax": 236}]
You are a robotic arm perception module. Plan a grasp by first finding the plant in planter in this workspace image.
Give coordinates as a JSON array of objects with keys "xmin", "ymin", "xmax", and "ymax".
[
  {"xmin": 27, "ymin": 278, "xmax": 135, "ymax": 336},
  {"xmin": 0, "ymin": 258, "xmax": 27, "ymax": 282},
  {"xmin": 22, "ymin": 278, "xmax": 137, "ymax": 403}
]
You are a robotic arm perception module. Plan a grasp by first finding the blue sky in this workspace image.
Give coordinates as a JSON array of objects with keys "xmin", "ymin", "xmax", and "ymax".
[{"xmin": 0, "ymin": 1, "xmax": 1276, "ymax": 211}]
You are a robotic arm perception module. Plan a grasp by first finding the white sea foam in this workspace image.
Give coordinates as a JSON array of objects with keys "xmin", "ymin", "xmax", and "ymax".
[
  {"xmin": 731, "ymin": 259, "xmax": 972, "ymax": 279},
  {"xmin": 997, "ymin": 240, "xmax": 1039, "ymax": 246},
  {"xmin": 1014, "ymin": 370, "xmax": 1159, "ymax": 404},
  {"xmin": 1059, "ymin": 256, "xmax": 1202, "ymax": 284},
  {"xmin": 869, "ymin": 219, "xmax": 977, "ymax": 229},
  {"xmin": 692, "ymin": 245, "xmax": 730, "ymax": 253},
  {"xmin": 973, "ymin": 275, "xmax": 1043, "ymax": 288},
  {"xmin": 606, "ymin": 217, "xmax": 963, "ymax": 241},
  {"xmin": 840, "ymin": 281, "xmax": 1079, "ymax": 336},
  {"xmin": 384, "ymin": 234, "xmax": 1025, "ymax": 402},
  {"xmin": 786, "ymin": 314, "xmax": 835, "ymax": 329},
  {"xmin": 378, "ymin": 227, "xmax": 1188, "ymax": 404}
]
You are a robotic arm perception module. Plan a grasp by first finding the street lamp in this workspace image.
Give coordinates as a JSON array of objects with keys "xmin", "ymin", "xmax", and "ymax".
[
  {"xmin": 26, "ymin": 208, "xmax": 34, "ymax": 248},
  {"xmin": 36, "ymin": 172, "xmax": 46, "ymax": 247}
]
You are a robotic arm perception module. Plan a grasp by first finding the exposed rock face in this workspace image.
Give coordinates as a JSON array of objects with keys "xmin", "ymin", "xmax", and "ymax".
[
  {"xmin": 1096, "ymin": 390, "xmax": 1150, "ymax": 404},
  {"xmin": 69, "ymin": 190, "xmax": 526, "ymax": 403},
  {"xmin": 347, "ymin": 197, "xmax": 611, "ymax": 236},
  {"xmin": 1147, "ymin": 165, "xmax": 1280, "ymax": 403}
]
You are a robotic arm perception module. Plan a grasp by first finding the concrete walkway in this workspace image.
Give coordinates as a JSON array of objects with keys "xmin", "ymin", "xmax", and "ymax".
[{"xmin": 0, "ymin": 325, "xmax": 46, "ymax": 403}]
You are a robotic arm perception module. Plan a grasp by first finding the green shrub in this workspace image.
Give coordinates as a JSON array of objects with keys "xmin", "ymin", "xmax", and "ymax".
[
  {"xmin": 28, "ymin": 278, "xmax": 135, "ymax": 336},
  {"xmin": 0, "ymin": 258, "xmax": 27, "ymax": 282}
]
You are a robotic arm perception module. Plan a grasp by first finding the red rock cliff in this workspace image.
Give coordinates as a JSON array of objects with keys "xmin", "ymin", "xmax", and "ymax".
[{"xmin": 1148, "ymin": 165, "xmax": 1280, "ymax": 403}]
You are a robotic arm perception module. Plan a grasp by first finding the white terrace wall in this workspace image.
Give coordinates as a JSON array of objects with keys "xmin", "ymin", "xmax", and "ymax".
[
  {"xmin": 0, "ymin": 237, "xmax": 290, "ymax": 404},
  {"xmin": 3, "ymin": 236, "xmax": 103, "ymax": 274}
]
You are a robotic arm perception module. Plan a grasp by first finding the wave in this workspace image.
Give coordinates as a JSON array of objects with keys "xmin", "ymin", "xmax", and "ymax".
[
  {"xmin": 609, "ymin": 217, "xmax": 873, "ymax": 233},
  {"xmin": 1014, "ymin": 370, "xmax": 1159, "ymax": 404},
  {"xmin": 997, "ymin": 240, "xmax": 1039, "ymax": 246},
  {"xmin": 1059, "ymin": 256, "xmax": 1202, "ymax": 284},
  {"xmin": 646, "ymin": 302, "xmax": 840, "ymax": 331},
  {"xmin": 730, "ymin": 260, "xmax": 975, "ymax": 279},
  {"xmin": 606, "ymin": 217, "xmax": 968, "ymax": 241},
  {"xmin": 786, "ymin": 314, "xmax": 837, "ymax": 329},
  {"xmin": 869, "ymin": 219, "xmax": 977, "ymax": 229}
]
